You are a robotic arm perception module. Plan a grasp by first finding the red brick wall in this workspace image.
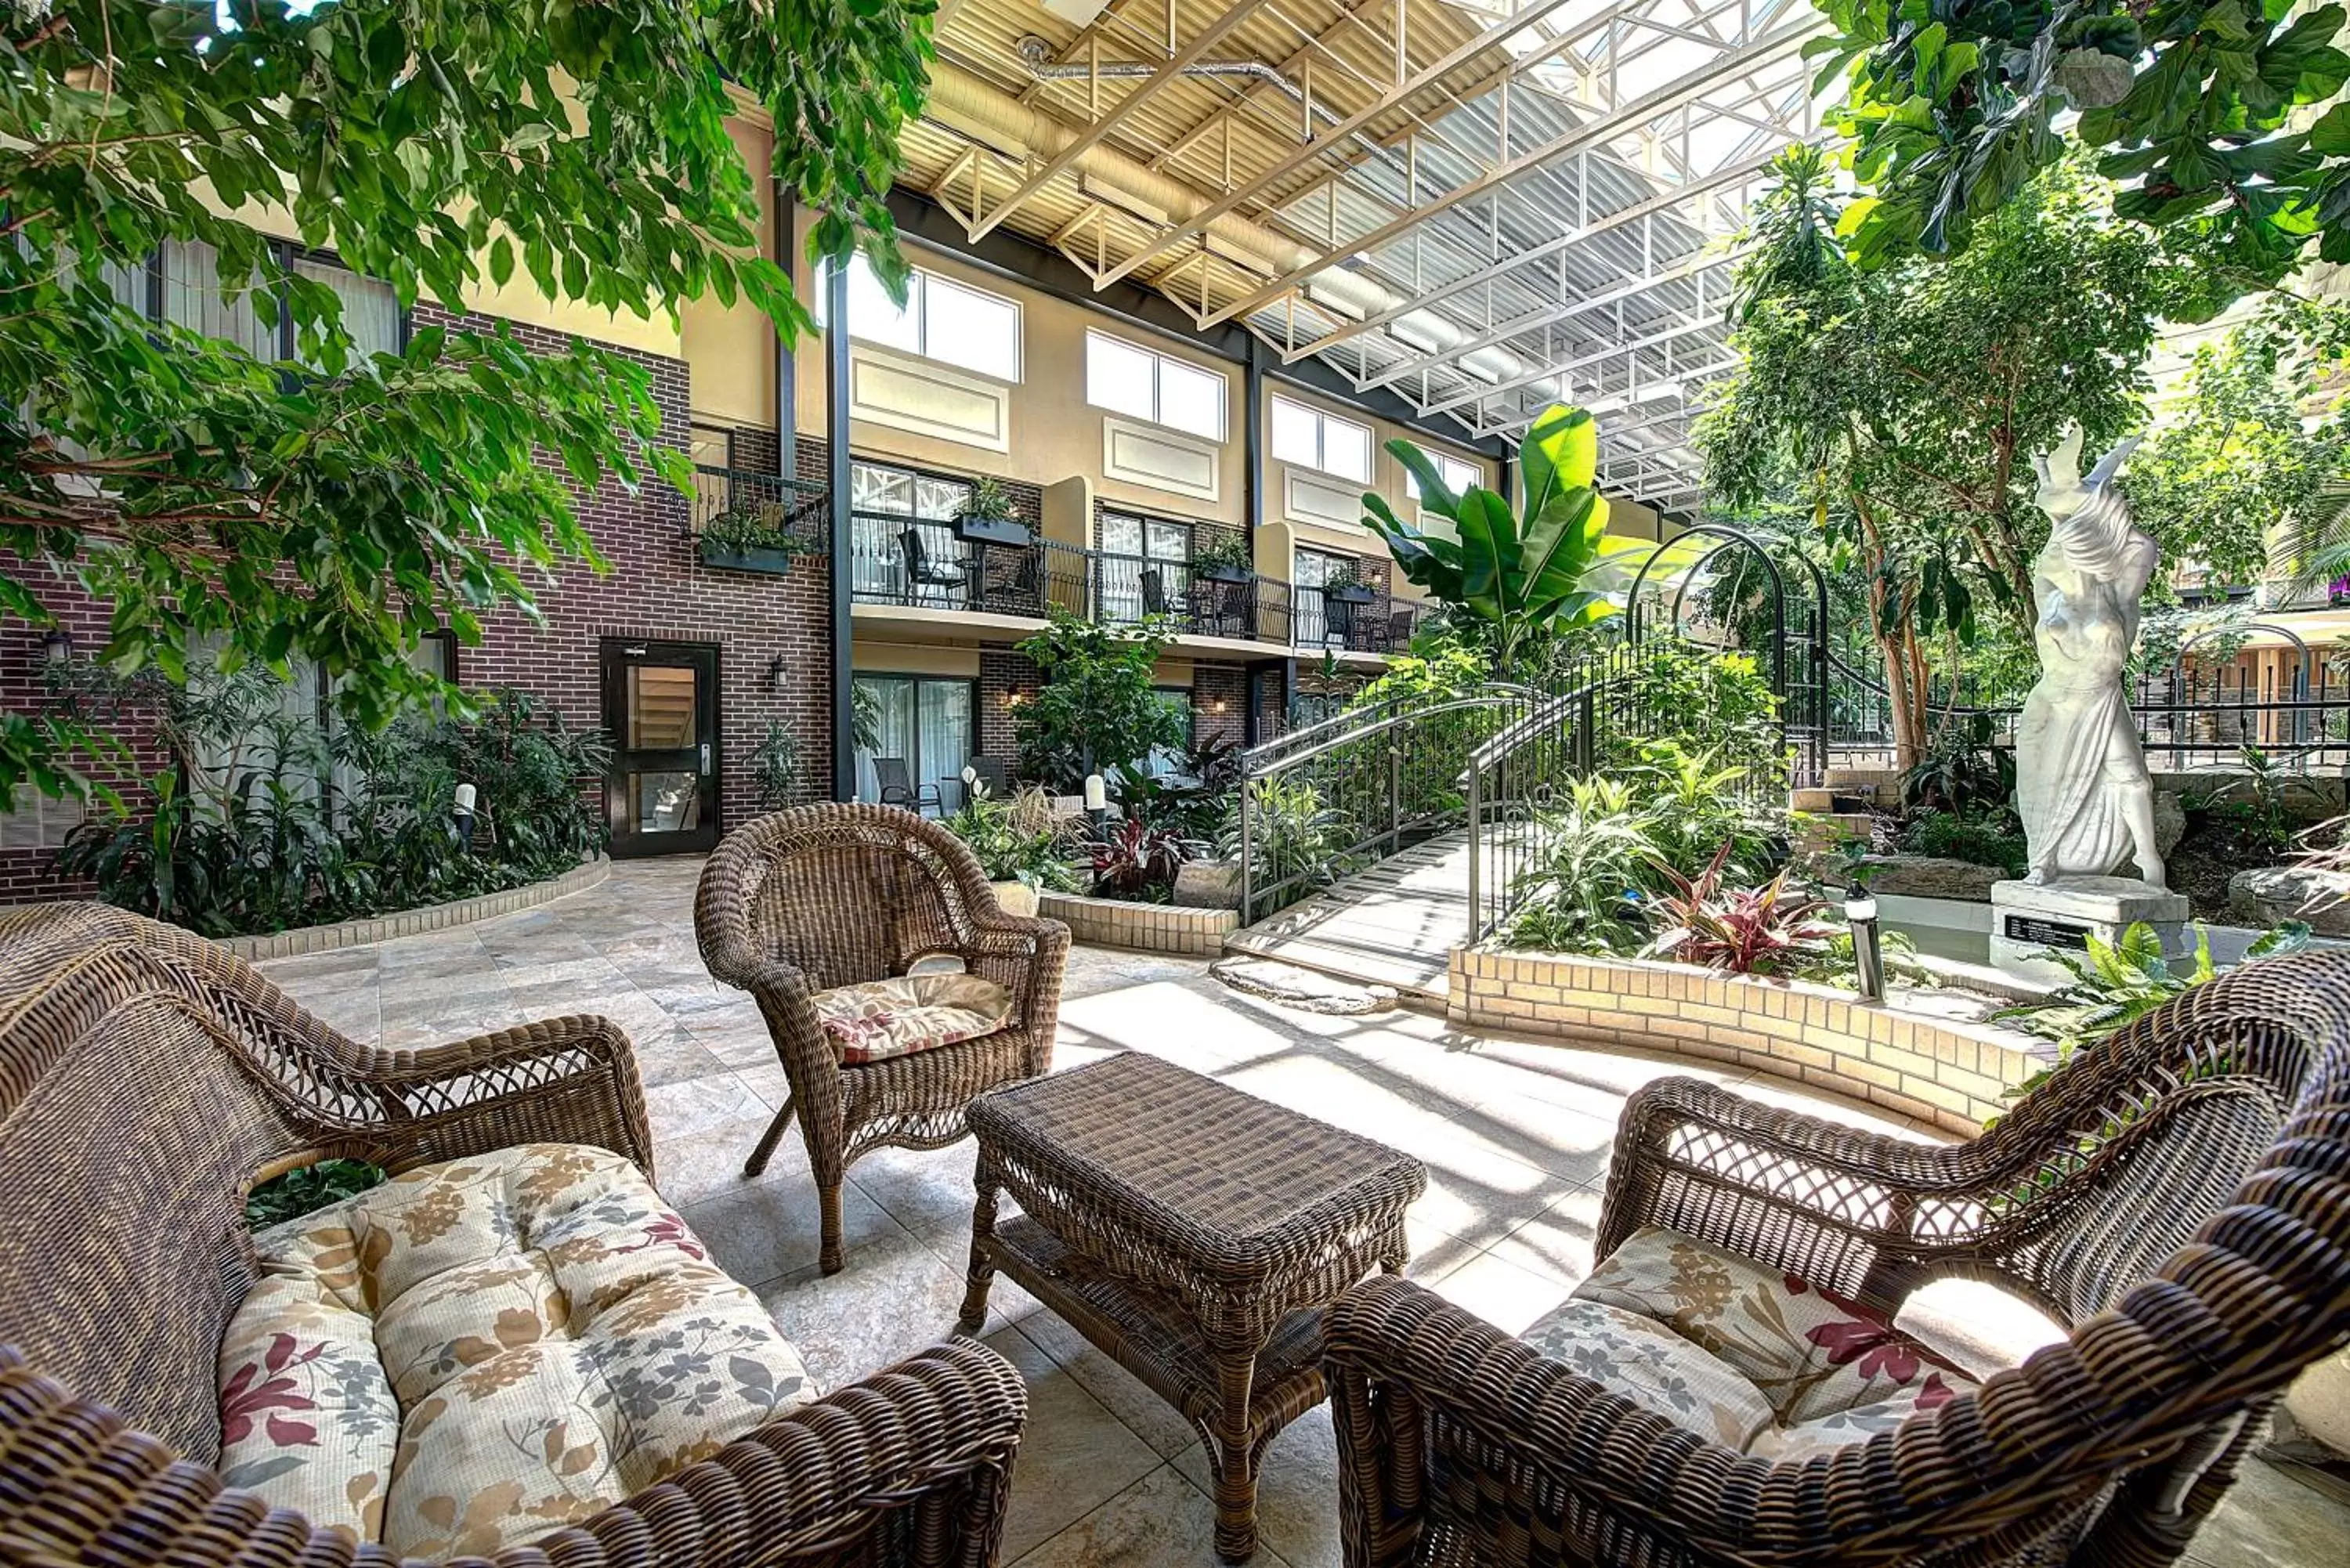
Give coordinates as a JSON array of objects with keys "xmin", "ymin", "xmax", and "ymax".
[
  {"xmin": 2, "ymin": 309, "xmax": 839, "ymax": 902},
  {"xmin": 977, "ymin": 649, "xmax": 1041, "ymax": 771},
  {"xmin": 1194, "ymin": 663, "xmax": 1248, "ymax": 750}
]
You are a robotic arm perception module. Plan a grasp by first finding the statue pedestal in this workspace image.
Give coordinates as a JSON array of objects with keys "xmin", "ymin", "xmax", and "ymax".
[{"xmin": 1989, "ymin": 876, "xmax": 2191, "ymax": 984}]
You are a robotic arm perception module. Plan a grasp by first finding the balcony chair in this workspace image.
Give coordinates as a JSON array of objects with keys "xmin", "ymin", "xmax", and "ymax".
[
  {"xmin": 1324, "ymin": 950, "xmax": 2350, "ymax": 1568},
  {"xmin": 965, "ymin": 755, "xmax": 1010, "ymax": 798},
  {"xmin": 897, "ymin": 525, "xmax": 973, "ymax": 608},
  {"xmin": 696, "ymin": 804, "xmax": 1071, "ymax": 1275},
  {"xmin": 1321, "ymin": 591, "xmax": 1358, "ymax": 650},
  {"xmin": 1190, "ymin": 576, "xmax": 1252, "ymax": 639},
  {"xmin": 874, "ymin": 756, "xmax": 943, "ymax": 815},
  {"xmin": 1137, "ymin": 565, "xmax": 1181, "ymax": 628},
  {"xmin": 1385, "ymin": 605, "xmax": 1416, "ymax": 652},
  {"xmin": 0, "ymin": 902, "xmax": 1026, "ymax": 1568}
]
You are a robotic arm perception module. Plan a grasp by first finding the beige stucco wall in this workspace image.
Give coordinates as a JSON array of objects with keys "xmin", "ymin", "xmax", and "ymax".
[
  {"xmin": 849, "ymin": 641, "xmax": 982, "ymax": 677},
  {"xmin": 678, "ymin": 118, "xmax": 781, "ymax": 432}
]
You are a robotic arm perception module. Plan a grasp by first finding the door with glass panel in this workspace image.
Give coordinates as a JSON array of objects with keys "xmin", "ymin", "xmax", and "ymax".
[
  {"xmin": 850, "ymin": 461, "xmax": 972, "ymax": 605},
  {"xmin": 602, "ymin": 640, "xmax": 721, "ymax": 856},
  {"xmin": 1100, "ymin": 512, "xmax": 1191, "ymax": 625},
  {"xmin": 851, "ymin": 673, "xmax": 975, "ymax": 814}
]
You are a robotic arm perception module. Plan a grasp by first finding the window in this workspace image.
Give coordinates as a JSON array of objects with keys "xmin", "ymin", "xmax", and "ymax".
[
  {"xmin": 852, "ymin": 674, "xmax": 977, "ymax": 811},
  {"xmin": 1270, "ymin": 396, "xmax": 1371, "ymax": 483},
  {"xmin": 1405, "ymin": 452, "xmax": 1482, "ymax": 502},
  {"xmin": 824, "ymin": 254, "xmax": 1022, "ymax": 382},
  {"xmin": 848, "ymin": 459, "xmax": 974, "ymax": 604},
  {"xmin": 146, "ymin": 240, "xmax": 403, "ymax": 363},
  {"xmin": 1100, "ymin": 510, "xmax": 1191, "ymax": 623},
  {"xmin": 1085, "ymin": 331, "xmax": 1227, "ymax": 440},
  {"xmin": 1144, "ymin": 685, "xmax": 1195, "ymax": 779}
]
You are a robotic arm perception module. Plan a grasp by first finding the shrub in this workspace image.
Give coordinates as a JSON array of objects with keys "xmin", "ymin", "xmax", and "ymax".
[
  {"xmin": 1218, "ymin": 775, "xmax": 1354, "ymax": 912},
  {"xmin": 1089, "ymin": 817, "xmax": 1196, "ymax": 901},
  {"xmin": 1115, "ymin": 735, "xmax": 1239, "ymax": 843},
  {"xmin": 247, "ymin": 1159, "xmax": 385, "ymax": 1230},
  {"xmin": 1900, "ymin": 713, "xmax": 2013, "ymax": 817},
  {"xmin": 1900, "ymin": 808, "xmax": 2028, "ymax": 876},
  {"xmin": 749, "ymin": 721, "xmax": 802, "ymax": 810},
  {"xmin": 1503, "ymin": 775, "xmax": 1658, "ymax": 954},
  {"xmin": 942, "ymin": 785, "xmax": 1083, "ymax": 893},
  {"xmin": 1013, "ymin": 612, "xmax": 1187, "ymax": 790},
  {"xmin": 1992, "ymin": 919, "xmax": 2309, "ymax": 1060},
  {"xmin": 1643, "ymin": 842, "xmax": 1836, "ymax": 977}
]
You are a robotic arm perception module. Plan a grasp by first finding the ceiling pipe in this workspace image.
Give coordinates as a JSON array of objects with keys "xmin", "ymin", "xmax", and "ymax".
[{"xmin": 926, "ymin": 57, "xmax": 1565, "ymax": 406}]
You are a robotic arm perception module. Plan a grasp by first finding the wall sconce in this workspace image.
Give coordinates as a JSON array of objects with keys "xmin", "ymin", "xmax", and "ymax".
[
  {"xmin": 765, "ymin": 653, "xmax": 787, "ymax": 693},
  {"xmin": 41, "ymin": 627, "xmax": 73, "ymax": 667},
  {"xmin": 1003, "ymin": 690, "xmax": 1026, "ymax": 708}
]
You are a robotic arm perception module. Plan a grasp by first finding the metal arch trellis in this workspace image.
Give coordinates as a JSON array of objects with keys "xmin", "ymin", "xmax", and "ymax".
[{"xmin": 1623, "ymin": 522, "xmax": 1831, "ymax": 789}]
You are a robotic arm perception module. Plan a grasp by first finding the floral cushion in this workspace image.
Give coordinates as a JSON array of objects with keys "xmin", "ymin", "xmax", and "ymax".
[
  {"xmin": 811, "ymin": 972, "xmax": 1013, "ymax": 1065},
  {"xmin": 219, "ymin": 1144, "xmax": 812, "ymax": 1559},
  {"xmin": 1523, "ymin": 1225, "xmax": 1979, "ymax": 1461}
]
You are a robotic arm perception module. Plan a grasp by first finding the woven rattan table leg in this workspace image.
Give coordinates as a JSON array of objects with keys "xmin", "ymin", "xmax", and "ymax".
[
  {"xmin": 956, "ymin": 1169, "xmax": 1000, "ymax": 1333},
  {"xmin": 1209, "ymin": 1349, "xmax": 1261, "ymax": 1561}
]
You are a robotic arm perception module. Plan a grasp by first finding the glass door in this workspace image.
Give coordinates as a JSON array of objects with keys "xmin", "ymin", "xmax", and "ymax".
[
  {"xmin": 602, "ymin": 639, "xmax": 721, "ymax": 856},
  {"xmin": 852, "ymin": 673, "xmax": 975, "ymax": 812}
]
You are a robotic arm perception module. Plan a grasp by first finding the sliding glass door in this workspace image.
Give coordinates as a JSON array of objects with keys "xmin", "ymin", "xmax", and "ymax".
[{"xmin": 852, "ymin": 673, "xmax": 976, "ymax": 813}]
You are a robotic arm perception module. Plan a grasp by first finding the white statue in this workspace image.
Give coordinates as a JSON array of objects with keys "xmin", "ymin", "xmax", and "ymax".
[{"xmin": 2015, "ymin": 425, "xmax": 2164, "ymax": 887}]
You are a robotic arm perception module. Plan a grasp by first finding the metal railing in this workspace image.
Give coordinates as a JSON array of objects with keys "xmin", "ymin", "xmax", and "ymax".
[
  {"xmin": 1294, "ymin": 587, "xmax": 1415, "ymax": 655},
  {"xmin": 846, "ymin": 510, "xmax": 1092, "ymax": 619},
  {"xmin": 692, "ymin": 465, "xmax": 829, "ymax": 544}
]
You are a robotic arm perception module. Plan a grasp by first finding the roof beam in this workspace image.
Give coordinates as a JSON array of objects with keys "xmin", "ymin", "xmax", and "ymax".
[
  {"xmin": 970, "ymin": 0, "xmax": 1278, "ymax": 241},
  {"xmin": 1418, "ymin": 316, "xmax": 1730, "ymax": 417},
  {"xmin": 1092, "ymin": 0, "xmax": 1597, "ymax": 291}
]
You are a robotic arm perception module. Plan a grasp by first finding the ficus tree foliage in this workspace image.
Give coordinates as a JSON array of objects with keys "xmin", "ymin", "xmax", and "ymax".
[
  {"xmin": 1363, "ymin": 405, "xmax": 1651, "ymax": 678},
  {"xmin": 1701, "ymin": 148, "xmax": 2180, "ymax": 769},
  {"xmin": 1809, "ymin": 0, "xmax": 2350, "ymax": 293},
  {"xmin": 0, "ymin": 0, "xmax": 933, "ymax": 802}
]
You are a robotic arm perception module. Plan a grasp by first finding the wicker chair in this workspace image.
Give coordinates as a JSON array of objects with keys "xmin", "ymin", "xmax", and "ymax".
[
  {"xmin": 696, "ymin": 804, "xmax": 1072, "ymax": 1275},
  {"xmin": 0, "ymin": 900, "xmax": 1027, "ymax": 1568},
  {"xmin": 1325, "ymin": 951, "xmax": 2350, "ymax": 1568}
]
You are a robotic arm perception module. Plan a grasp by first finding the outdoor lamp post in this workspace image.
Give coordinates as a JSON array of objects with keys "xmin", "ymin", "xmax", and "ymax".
[
  {"xmin": 453, "ymin": 781, "xmax": 479, "ymax": 854},
  {"xmin": 1084, "ymin": 771, "xmax": 1107, "ymax": 835},
  {"xmin": 1846, "ymin": 893, "xmax": 1885, "ymax": 1003}
]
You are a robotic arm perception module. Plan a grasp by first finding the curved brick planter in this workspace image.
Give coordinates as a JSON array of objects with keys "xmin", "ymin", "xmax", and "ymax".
[
  {"xmin": 1448, "ymin": 945, "xmax": 2052, "ymax": 1136},
  {"xmin": 1039, "ymin": 891, "xmax": 1238, "ymax": 956},
  {"xmin": 216, "ymin": 858, "xmax": 610, "ymax": 963}
]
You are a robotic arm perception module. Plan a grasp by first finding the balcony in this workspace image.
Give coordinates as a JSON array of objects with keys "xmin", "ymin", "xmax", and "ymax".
[{"xmin": 692, "ymin": 468, "xmax": 1411, "ymax": 657}]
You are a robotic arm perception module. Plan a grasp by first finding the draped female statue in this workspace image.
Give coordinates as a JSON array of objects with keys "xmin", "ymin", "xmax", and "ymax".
[{"xmin": 2015, "ymin": 425, "xmax": 2164, "ymax": 887}]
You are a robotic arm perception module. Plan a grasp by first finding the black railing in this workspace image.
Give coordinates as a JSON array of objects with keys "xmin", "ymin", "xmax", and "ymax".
[
  {"xmin": 846, "ymin": 511, "xmax": 1091, "ymax": 620},
  {"xmin": 691, "ymin": 465, "xmax": 829, "ymax": 544},
  {"xmin": 1295, "ymin": 587, "xmax": 1416, "ymax": 655},
  {"xmin": 1097, "ymin": 557, "xmax": 1295, "ymax": 645}
]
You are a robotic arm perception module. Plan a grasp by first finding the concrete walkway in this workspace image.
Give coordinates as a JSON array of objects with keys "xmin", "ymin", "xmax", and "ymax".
[
  {"xmin": 1225, "ymin": 831, "xmax": 1477, "ymax": 999},
  {"xmin": 258, "ymin": 858, "xmax": 2347, "ymax": 1568}
]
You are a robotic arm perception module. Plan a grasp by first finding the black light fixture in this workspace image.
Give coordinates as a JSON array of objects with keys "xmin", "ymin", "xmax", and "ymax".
[
  {"xmin": 765, "ymin": 652, "xmax": 788, "ymax": 692},
  {"xmin": 1845, "ymin": 893, "xmax": 1885, "ymax": 1003},
  {"xmin": 41, "ymin": 627, "xmax": 73, "ymax": 667}
]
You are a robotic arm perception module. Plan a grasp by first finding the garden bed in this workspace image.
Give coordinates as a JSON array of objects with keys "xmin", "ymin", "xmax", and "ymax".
[
  {"xmin": 215, "ymin": 858, "xmax": 609, "ymax": 962},
  {"xmin": 1447, "ymin": 945, "xmax": 2050, "ymax": 1136},
  {"xmin": 1038, "ymin": 891, "xmax": 1238, "ymax": 956}
]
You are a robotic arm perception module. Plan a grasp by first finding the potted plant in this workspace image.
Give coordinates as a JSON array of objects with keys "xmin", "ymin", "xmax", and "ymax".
[
  {"xmin": 699, "ymin": 500, "xmax": 808, "ymax": 574},
  {"xmin": 1321, "ymin": 558, "xmax": 1376, "ymax": 604},
  {"xmin": 941, "ymin": 781, "xmax": 1083, "ymax": 916},
  {"xmin": 1192, "ymin": 529, "xmax": 1255, "ymax": 584},
  {"xmin": 954, "ymin": 475, "xmax": 1031, "ymax": 547}
]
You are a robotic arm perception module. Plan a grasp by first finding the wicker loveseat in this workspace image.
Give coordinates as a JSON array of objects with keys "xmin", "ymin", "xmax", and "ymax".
[
  {"xmin": 0, "ymin": 901, "xmax": 1026, "ymax": 1568},
  {"xmin": 696, "ymin": 804, "xmax": 1071, "ymax": 1276},
  {"xmin": 1325, "ymin": 951, "xmax": 2350, "ymax": 1567}
]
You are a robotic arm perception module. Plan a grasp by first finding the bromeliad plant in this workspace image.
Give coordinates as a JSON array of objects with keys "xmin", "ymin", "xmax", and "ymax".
[
  {"xmin": 1363, "ymin": 405, "xmax": 1650, "ymax": 677},
  {"xmin": 1089, "ymin": 817, "xmax": 1196, "ymax": 901},
  {"xmin": 1642, "ymin": 842, "xmax": 1838, "ymax": 977}
]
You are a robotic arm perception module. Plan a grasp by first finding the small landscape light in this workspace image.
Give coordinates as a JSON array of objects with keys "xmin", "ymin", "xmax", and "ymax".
[
  {"xmin": 765, "ymin": 652, "xmax": 788, "ymax": 693},
  {"xmin": 453, "ymin": 780, "xmax": 479, "ymax": 853},
  {"xmin": 1845, "ymin": 893, "xmax": 1885, "ymax": 1003},
  {"xmin": 41, "ymin": 627, "xmax": 72, "ymax": 666}
]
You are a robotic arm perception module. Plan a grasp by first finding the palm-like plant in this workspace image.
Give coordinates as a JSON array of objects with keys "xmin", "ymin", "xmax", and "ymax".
[{"xmin": 1361, "ymin": 405, "xmax": 1650, "ymax": 677}]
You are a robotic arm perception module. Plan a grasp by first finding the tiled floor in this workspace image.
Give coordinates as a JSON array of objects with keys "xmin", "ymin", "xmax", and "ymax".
[{"xmin": 260, "ymin": 858, "xmax": 2348, "ymax": 1568}]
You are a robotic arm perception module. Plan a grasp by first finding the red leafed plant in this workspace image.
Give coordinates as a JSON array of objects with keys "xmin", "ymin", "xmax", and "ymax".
[
  {"xmin": 1644, "ymin": 840, "xmax": 1836, "ymax": 976},
  {"xmin": 1089, "ymin": 816, "xmax": 1194, "ymax": 899}
]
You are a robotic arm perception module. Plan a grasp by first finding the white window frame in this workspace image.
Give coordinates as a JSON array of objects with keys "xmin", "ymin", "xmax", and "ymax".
[
  {"xmin": 1405, "ymin": 452, "xmax": 1482, "ymax": 503},
  {"xmin": 1084, "ymin": 330, "xmax": 1227, "ymax": 441},
  {"xmin": 821, "ymin": 255, "xmax": 1023, "ymax": 383},
  {"xmin": 1270, "ymin": 395, "xmax": 1372, "ymax": 483}
]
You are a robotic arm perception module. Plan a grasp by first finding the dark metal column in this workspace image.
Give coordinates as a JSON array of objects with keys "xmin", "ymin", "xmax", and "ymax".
[
  {"xmin": 826, "ymin": 257, "xmax": 855, "ymax": 802},
  {"xmin": 1243, "ymin": 334, "xmax": 1267, "ymax": 538},
  {"xmin": 775, "ymin": 182, "xmax": 797, "ymax": 479}
]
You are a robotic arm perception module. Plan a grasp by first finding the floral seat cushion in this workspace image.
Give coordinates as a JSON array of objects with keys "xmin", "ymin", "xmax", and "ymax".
[
  {"xmin": 1520, "ymin": 1224, "xmax": 1977, "ymax": 1461},
  {"xmin": 811, "ymin": 972, "xmax": 1013, "ymax": 1065},
  {"xmin": 218, "ymin": 1143, "xmax": 812, "ymax": 1559}
]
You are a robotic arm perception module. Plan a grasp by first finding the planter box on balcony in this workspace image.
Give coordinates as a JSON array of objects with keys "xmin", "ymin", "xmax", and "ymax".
[
  {"xmin": 954, "ymin": 515, "xmax": 1032, "ymax": 547},
  {"xmin": 1195, "ymin": 563, "xmax": 1255, "ymax": 585},
  {"xmin": 699, "ymin": 540, "xmax": 801, "ymax": 575},
  {"xmin": 1322, "ymin": 583, "xmax": 1376, "ymax": 604}
]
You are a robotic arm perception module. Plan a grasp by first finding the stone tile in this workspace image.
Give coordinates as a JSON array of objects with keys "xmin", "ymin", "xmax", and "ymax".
[
  {"xmin": 755, "ymin": 1209, "xmax": 989, "ymax": 1389},
  {"xmin": 1421, "ymin": 1244, "xmax": 1573, "ymax": 1336},
  {"xmin": 1010, "ymin": 1306, "xmax": 1199, "ymax": 1461},
  {"xmin": 988, "ymin": 1325, "xmax": 1164, "ymax": 1563},
  {"xmin": 1010, "ymin": 1462, "xmax": 1290, "ymax": 1568},
  {"xmin": 2187, "ymin": 1453, "xmax": 2350, "ymax": 1566},
  {"xmin": 847, "ymin": 1140, "xmax": 989, "ymax": 1246},
  {"xmin": 677, "ymin": 1166, "xmax": 838, "ymax": 1290},
  {"xmin": 644, "ymin": 1071, "xmax": 801, "ymax": 1206},
  {"xmin": 1169, "ymin": 1408, "xmax": 1341, "ymax": 1568}
]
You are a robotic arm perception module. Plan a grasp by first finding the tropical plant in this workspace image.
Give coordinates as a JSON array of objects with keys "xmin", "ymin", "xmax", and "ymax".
[
  {"xmin": 1115, "ymin": 735, "xmax": 1241, "ymax": 843},
  {"xmin": 1900, "ymin": 808, "xmax": 2030, "ymax": 877},
  {"xmin": 1606, "ymin": 643, "xmax": 1784, "ymax": 786},
  {"xmin": 1643, "ymin": 843, "xmax": 1838, "ymax": 978},
  {"xmin": 1089, "ymin": 817, "xmax": 1196, "ymax": 901},
  {"xmin": 2193, "ymin": 743, "xmax": 2298, "ymax": 854},
  {"xmin": 1993, "ymin": 920, "xmax": 2311, "ymax": 1064},
  {"xmin": 749, "ymin": 721, "xmax": 803, "ymax": 811},
  {"xmin": 246, "ymin": 1159, "xmax": 386, "ymax": 1230},
  {"xmin": 942, "ymin": 785, "xmax": 1084, "ymax": 893},
  {"xmin": 1218, "ymin": 775, "xmax": 1354, "ymax": 912},
  {"xmin": 2, "ymin": 0, "xmax": 932, "ymax": 807},
  {"xmin": 1900, "ymin": 712, "xmax": 2014, "ymax": 818},
  {"xmin": 1363, "ymin": 405, "xmax": 1651, "ymax": 677},
  {"xmin": 1807, "ymin": 0, "xmax": 2350, "ymax": 290},
  {"xmin": 701, "ymin": 502, "xmax": 815, "ymax": 559},
  {"xmin": 1630, "ymin": 740, "xmax": 1782, "ymax": 885},
  {"xmin": 1012, "ymin": 612, "xmax": 1188, "ymax": 790},
  {"xmin": 963, "ymin": 475, "xmax": 1017, "ymax": 524},
  {"xmin": 1701, "ymin": 150, "xmax": 2180, "ymax": 770},
  {"xmin": 852, "ymin": 681, "xmax": 884, "ymax": 757},
  {"xmin": 1504, "ymin": 776, "xmax": 1659, "ymax": 954}
]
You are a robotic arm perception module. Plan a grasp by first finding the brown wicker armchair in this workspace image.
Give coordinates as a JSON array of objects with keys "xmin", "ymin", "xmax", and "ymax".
[
  {"xmin": 696, "ymin": 804, "xmax": 1072, "ymax": 1275},
  {"xmin": 1325, "ymin": 951, "xmax": 2350, "ymax": 1568},
  {"xmin": 0, "ymin": 901, "xmax": 1026, "ymax": 1568}
]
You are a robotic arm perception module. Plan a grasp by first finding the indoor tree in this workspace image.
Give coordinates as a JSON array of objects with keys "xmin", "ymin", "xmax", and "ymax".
[
  {"xmin": 1011, "ymin": 612, "xmax": 1188, "ymax": 791},
  {"xmin": 1362, "ymin": 404, "xmax": 1651, "ymax": 679},
  {"xmin": 1700, "ymin": 148, "xmax": 2179, "ymax": 768},
  {"xmin": 0, "ymin": 0, "xmax": 932, "ymax": 803},
  {"xmin": 1808, "ymin": 0, "xmax": 2350, "ymax": 295}
]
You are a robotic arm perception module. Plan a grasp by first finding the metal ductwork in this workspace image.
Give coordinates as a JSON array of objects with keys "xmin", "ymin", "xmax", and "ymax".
[{"xmin": 927, "ymin": 55, "xmax": 1564, "ymax": 404}]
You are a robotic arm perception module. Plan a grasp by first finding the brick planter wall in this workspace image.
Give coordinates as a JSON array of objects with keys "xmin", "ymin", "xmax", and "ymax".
[
  {"xmin": 216, "ymin": 858, "xmax": 610, "ymax": 962},
  {"xmin": 1039, "ymin": 891, "xmax": 1238, "ymax": 956},
  {"xmin": 1448, "ymin": 946, "xmax": 2052, "ymax": 1136}
]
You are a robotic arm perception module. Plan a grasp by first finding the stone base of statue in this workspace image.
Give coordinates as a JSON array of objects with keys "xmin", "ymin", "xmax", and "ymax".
[{"xmin": 1989, "ymin": 876, "xmax": 2191, "ymax": 985}]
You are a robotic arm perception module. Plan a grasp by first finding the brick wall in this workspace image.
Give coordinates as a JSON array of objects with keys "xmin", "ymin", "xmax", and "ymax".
[
  {"xmin": 1193, "ymin": 663, "xmax": 1247, "ymax": 750},
  {"xmin": 1253, "ymin": 663, "xmax": 1289, "ymax": 742},
  {"xmin": 2, "ymin": 311, "xmax": 840, "ymax": 903},
  {"xmin": 977, "ymin": 649, "xmax": 1042, "ymax": 770}
]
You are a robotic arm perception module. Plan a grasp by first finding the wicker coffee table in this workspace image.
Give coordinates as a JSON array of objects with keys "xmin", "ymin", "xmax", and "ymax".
[{"xmin": 956, "ymin": 1051, "xmax": 1426, "ymax": 1562}]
